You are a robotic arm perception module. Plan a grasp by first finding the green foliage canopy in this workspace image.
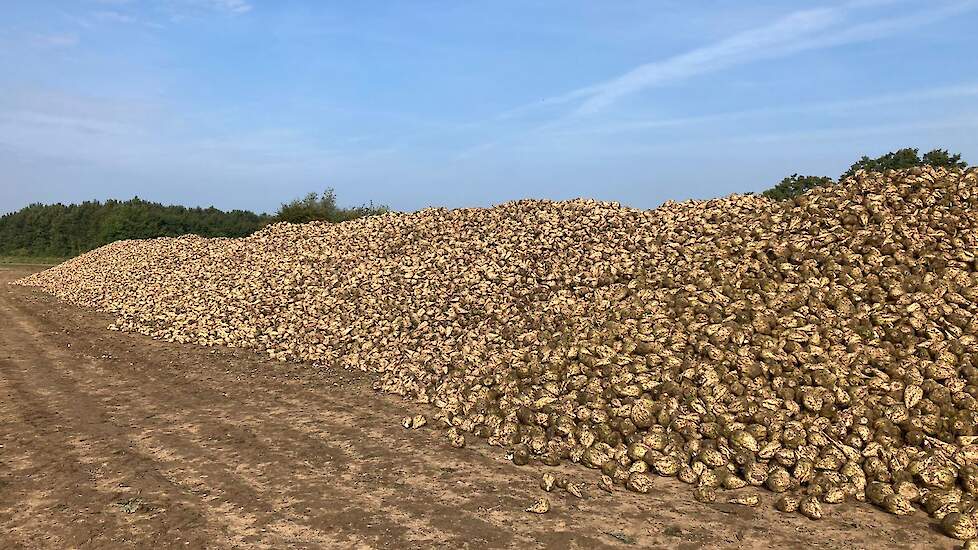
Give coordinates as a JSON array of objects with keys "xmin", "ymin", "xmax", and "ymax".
[
  {"xmin": 0, "ymin": 197, "xmax": 269, "ymax": 257},
  {"xmin": 841, "ymin": 147, "xmax": 968, "ymax": 181},
  {"xmin": 762, "ymin": 174, "xmax": 834, "ymax": 201},
  {"xmin": 0, "ymin": 189, "xmax": 390, "ymax": 258},
  {"xmin": 762, "ymin": 147, "xmax": 969, "ymax": 200},
  {"xmin": 272, "ymin": 188, "xmax": 389, "ymax": 224}
]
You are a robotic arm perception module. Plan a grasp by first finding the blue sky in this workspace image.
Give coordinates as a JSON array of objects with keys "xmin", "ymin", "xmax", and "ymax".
[{"xmin": 1, "ymin": 0, "xmax": 977, "ymax": 215}]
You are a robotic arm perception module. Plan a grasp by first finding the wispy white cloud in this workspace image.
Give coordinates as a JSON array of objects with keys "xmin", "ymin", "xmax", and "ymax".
[
  {"xmin": 545, "ymin": 83, "xmax": 978, "ymax": 138},
  {"xmin": 0, "ymin": 89, "xmax": 157, "ymax": 165},
  {"xmin": 575, "ymin": 8, "xmax": 843, "ymax": 114},
  {"xmin": 0, "ymin": 87, "xmax": 388, "ymax": 181},
  {"xmin": 87, "ymin": 9, "xmax": 166, "ymax": 29},
  {"xmin": 30, "ymin": 32, "xmax": 80, "ymax": 48},
  {"xmin": 524, "ymin": 0, "xmax": 978, "ymax": 116},
  {"xmin": 451, "ymin": 79, "xmax": 978, "ymax": 161},
  {"xmin": 728, "ymin": 115, "xmax": 978, "ymax": 146},
  {"xmin": 93, "ymin": 10, "xmax": 138, "ymax": 24},
  {"xmin": 478, "ymin": 114, "xmax": 978, "ymax": 161},
  {"xmin": 220, "ymin": 0, "xmax": 252, "ymax": 14},
  {"xmin": 0, "ymin": 111, "xmax": 144, "ymax": 147},
  {"xmin": 160, "ymin": 0, "xmax": 253, "ymax": 22},
  {"xmin": 194, "ymin": 0, "xmax": 253, "ymax": 15},
  {"xmin": 448, "ymin": 0, "xmax": 978, "ymax": 161}
]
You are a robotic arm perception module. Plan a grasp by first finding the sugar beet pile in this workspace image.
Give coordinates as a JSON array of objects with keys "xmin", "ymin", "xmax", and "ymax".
[{"xmin": 16, "ymin": 166, "xmax": 978, "ymax": 539}]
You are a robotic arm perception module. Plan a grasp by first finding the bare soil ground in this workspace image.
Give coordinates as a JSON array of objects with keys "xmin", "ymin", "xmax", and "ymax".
[{"xmin": 0, "ymin": 265, "xmax": 958, "ymax": 549}]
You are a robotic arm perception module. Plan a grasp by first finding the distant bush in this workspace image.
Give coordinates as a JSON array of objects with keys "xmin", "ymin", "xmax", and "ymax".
[
  {"xmin": 272, "ymin": 188, "xmax": 389, "ymax": 224},
  {"xmin": 762, "ymin": 174, "xmax": 834, "ymax": 201},
  {"xmin": 841, "ymin": 147, "xmax": 968, "ymax": 180}
]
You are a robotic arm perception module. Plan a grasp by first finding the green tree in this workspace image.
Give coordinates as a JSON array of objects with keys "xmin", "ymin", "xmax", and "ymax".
[
  {"xmin": 921, "ymin": 149, "xmax": 968, "ymax": 170},
  {"xmin": 0, "ymin": 198, "xmax": 271, "ymax": 257},
  {"xmin": 841, "ymin": 147, "xmax": 968, "ymax": 180},
  {"xmin": 761, "ymin": 148, "xmax": 971, "ymax": 199},
  {"xmin": 1, "ymin": 189, "xmax": 390, "ymax": 258},
  {"xmin": 762, "ymin": 174, "xmax": 834, "ymax": 201},
  {"xmin": 272, "ymin": 188, "xmax": 388, "ymax": 224}
]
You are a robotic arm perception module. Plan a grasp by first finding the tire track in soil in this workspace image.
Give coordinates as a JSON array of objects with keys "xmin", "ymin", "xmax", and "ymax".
[
  {"xmin": 3, "ymin": 301, "xmax": 393, "ymax": 549},
  {"xmin": 5, "ymin": 283, "xmax": 518, "ymax": 549},
  {"xmin": 0, "ymin": 369, "xmax": 95, "ymax": 550},
  {"xmin": 0, "ymin": 315, "xmax": 217, "ymax": 549},
  {"xmin": 1, "ymin": 266, "xmax": 960, "ymax": 549}
]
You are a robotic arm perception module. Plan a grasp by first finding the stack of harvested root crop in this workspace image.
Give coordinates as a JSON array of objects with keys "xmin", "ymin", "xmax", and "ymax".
[{"xmin": 16, "ymin": 166, "xmax": 978, "ymax": 541}]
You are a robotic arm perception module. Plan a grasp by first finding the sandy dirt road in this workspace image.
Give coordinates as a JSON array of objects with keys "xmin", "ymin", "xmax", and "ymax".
[{"xmin": 0, "ymin": 265, "xmax": 959, "ymax": 549}]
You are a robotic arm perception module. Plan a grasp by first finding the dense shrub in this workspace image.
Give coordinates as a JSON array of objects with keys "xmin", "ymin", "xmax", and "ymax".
[
  {"xmin": 272, "ymin": 189, "xmax": 388, "ymax": 224},
  {"xmin": 762, "ymin": 148, "xmax": 969, "ymax": 200},
  {"xmin": 841, "ymin": 148, "xmax": 968, "ymax": 181},
  {"xmin": 762, "ymin": 174, "xmax": 834, "ymax": 201}
]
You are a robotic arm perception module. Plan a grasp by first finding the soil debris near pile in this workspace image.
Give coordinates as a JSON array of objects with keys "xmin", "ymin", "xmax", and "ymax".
[{"xmin": 15, "ymin": 166, "xmax": 978, "ymax": 541}]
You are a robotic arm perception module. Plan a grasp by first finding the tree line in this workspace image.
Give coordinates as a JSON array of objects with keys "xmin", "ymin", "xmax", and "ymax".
[
  {"xmin": 0, "ymin": 190, "xmax": 388, "ymax": 258},
  {"xmin": 2, "ymin": 149, "xmax": 969, "ymax": 257}
]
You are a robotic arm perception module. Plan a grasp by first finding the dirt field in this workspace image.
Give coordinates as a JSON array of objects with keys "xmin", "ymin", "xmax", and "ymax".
[{"xmin": 0, "ymin": 265, "xmax": 960, "ymax": 549}]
